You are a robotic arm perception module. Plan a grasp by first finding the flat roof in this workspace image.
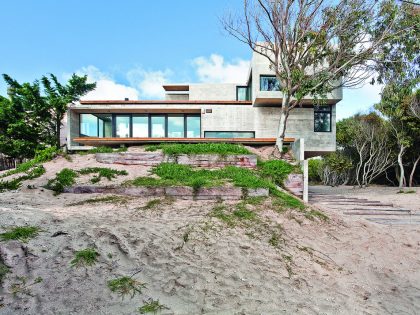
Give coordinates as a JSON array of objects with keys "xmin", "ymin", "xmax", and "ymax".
[
  {"xmin": 79, "ymin": 100, "xmax": 252, "ymax": 105},
  {"xmin": 162, "ymin": 85, "xmax": 189, "ymax": 91}
]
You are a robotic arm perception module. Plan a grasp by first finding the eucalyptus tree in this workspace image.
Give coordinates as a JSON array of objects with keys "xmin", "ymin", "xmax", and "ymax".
[{"xmin": 222, "ymin": 0, "xmax": 414, "ymax": 151}]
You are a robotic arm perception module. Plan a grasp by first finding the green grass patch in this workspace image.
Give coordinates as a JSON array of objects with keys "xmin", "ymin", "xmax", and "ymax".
[
  {"xmin": 107, "ymin": 276, "xmax": 146, "ymax": 299},
  {"xmin": 258, "ymin": 159, "xmax": 296, "ymax": 186},
  {"xmin": 304, "ymin": 210, "xmax": 329, "ymax": 222},
  {"xmin": 78, "ymin": 146, "xmax": 128, "ymax": 155},
  {"xmin": 145, "ymin": 143, "xmax": 250, "ymax": 155},
  {"xmin": 0, "ymin": 226, "xmax": 40, "ymax": 242},
  {"xmin": 46, "ymin": 168, "xmax": 78, "ymax": 195},
  {"xmin": 209, "ymin": 204, "xmax": 236, "ymax": 227},
  {"xmin": 138, "ymin": 299, "xmax": 167, "ymax": 314},
  {"xmin": 78, "ymin": 167, "xmax": 128, "ymax": 183},
  {"xmin": 70, "ymin": 248, "xmax": 99, "ymax": 268},
  {"xmin": 233, "ymin": 203, "xmax": 257, "ymax": 220},
  {"xmin": 0, "ymin": 165, "xmax": 46, "ymax": 192}
]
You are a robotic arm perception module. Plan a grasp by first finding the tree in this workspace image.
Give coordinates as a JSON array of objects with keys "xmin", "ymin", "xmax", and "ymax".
[
  {"xmin": 41, "ymin": 74, "xmax": 96, "ymax": 148},
  {"xmin": 222, "ymin": 0, "xmax": 413, "ymax": 150},
  {"xmin": 0, "ymin": 74, "xmax": 96, "ymax": 158}
]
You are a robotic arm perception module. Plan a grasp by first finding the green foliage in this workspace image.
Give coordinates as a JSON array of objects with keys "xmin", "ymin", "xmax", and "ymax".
[
  {"xmin": 79, "ymin": 146, "xmax": 128, "ymax": 155},
  {"xmin": 145, "ymin": 143, "xmax": 250, "ymax": 155},
  {"xmin": 0, "ymin": 226, "xmax": 40, "ymax": 242},
  {"xmin": 233, "ymin": 203, "xmax": 256, "ymax": 220},
  {"xmin": 70, "ymin": 248, "xmax": 99, "ymax": 268},
  {"xmin": 0, "ymin": 74, "xmax": 95, "ymax": 158},
  {"xmin": 0, "ymin": 165, "xmax": 46, "ymax": 192},
  {"xmin": 107, "ymin": 276, "xmax": 146, "ymax": 299},
  {"xmin": 323, "ymin": 152, "xmax": 352, "ymax": 174},
  {"xmin": 308, "ymin": 159, "xmax": 322, "ymax": 183},
  {"xmin": 210, "ymin": 204, "xmax": 236, "ymax": 227},
  {"xmin": 138, "ymin": 299, "xmax": 167, "ymax": 314},
  {"xmin": 78, "ymin": 167, "xmax": 128, "ymax": 183},
  {"xmin": 258, "ymin": 160, "xmax": 295, "ymax": 185},
  {"xmin": 46, "ymin": 168, "xmax": 78, "ymax": 194}
]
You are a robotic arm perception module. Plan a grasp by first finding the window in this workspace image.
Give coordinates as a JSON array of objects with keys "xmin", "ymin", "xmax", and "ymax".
[
  {"xmin": 132, "ymin": 115, "xmax": 148, "ymax": 137},
  {"xmin": 168, "ymin": 115, "xmax": 184, "ymax": 138},
  {"xmin": 115, "ymin": 115, "xmax": 131, "ymax": 138},
  {"xmin": 314, "ymin": 106, "xmax": 332, "ymax": 132},
  {"xmin": 204, "ymin": 131, "xmax": 255, "ymax": 138},
  {"xmin": 97, "ymin": 114, "xmax": 112, "ymax": 138},
  {"xmin": 260, "ymin": 75, "xmax": 280, "ymax": 91},
  {"xmin": 186, "ymin": 115, "xmax": 201, "ymax": 138},
  {"xmin": 236, "ymin": 86, "xmax": 251, "ymax": 101},
  {"xmin": 151, "ymin": 115, "xmax": 166, "ymax": 137},
  {"xmin": 80, "ymin": 114, "xmax": 98, "ymax": 137}
]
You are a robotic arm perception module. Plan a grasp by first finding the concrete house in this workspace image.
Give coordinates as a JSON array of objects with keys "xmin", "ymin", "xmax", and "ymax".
[{"xmin": 65, "ymin": 51, "xmax": 342, "ymax": 158}]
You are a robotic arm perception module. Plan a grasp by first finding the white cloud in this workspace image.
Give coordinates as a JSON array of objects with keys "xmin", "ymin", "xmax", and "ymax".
[
  {"xmin": 192, "ymin": 54, "xmax": 250, "ymax": 84},
  {"xmin": 72, "ymin": 66, "xmax": 139, "ymax": 101},
  {"xmin": 127, "ymin": 68, "xmax": 172, "ymax": 100},
  {"xmin": 337, "ymin": 82, "xmax": 383, "ymax": 121}
]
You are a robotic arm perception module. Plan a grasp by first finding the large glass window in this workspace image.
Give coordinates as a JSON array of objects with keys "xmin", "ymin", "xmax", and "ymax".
[
  {"xmin": 132, "ymin": 115, "xmax": 148, "ymax": 137},
  {"xmin": 260, "ymin": 75, "xmax": 280, "ymax": 91},
  {"xmin": 80, "ymin": 114, "xmax": 98, "ymax": 137},
  {"xmin": 204, "ymin": 131, "xmax": 255, "ymax": 138},
  {"xmin": 151, "ymin": 116, "xmax": 166, "ymax": 137},
  {"xmin": 97, "ymin": 114, "xmax": 112, "ymax": 138},
  {"xmin": 115, "ymin": 115, "xmax": 130, "ymax": 138},
  {"xmin": 168, "ymin": 115, "xmax": 184, "ymax": 138},
  {"xmin": 186, "ymin": 116, "xmax": 200, "ymax": 138},
  {"xmin": 236, "ymin": 86, "xmax": 251, "ymax": 101},
  {"xmin": 314, "ymin": 106, "xmax": 332, "ymax": 132}
]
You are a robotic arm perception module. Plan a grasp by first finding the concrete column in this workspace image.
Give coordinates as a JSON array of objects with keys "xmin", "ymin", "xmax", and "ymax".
[{"xmin": 303, "ymin": 159, "xmax": 309, "ymax": 203}]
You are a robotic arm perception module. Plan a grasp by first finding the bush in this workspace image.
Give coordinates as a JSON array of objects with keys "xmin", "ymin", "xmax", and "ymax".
[
  {"xmin": 319, "ymin": 152, "xmax": 352, "ymax": 187},
  {"xmin": 78, "ymin": 167, "xmax": 128, "ymax": 183},
  {"xmin": 258, "ymin": 160, "xmax": 295, "ymax": 186},
  {"xmin": 145, "ymin": 143, "xmax": 250, "ymax": 155},
  {"xmin": 308, "ymin": 159, "xmax": 323, "ymax": 183},
  {"xmin": 46, "ymin": 168, "xmax": 78, "ymax": 194},
  {"xmin": 0, "ymin": 165, "xmax": 46, "ymax": 192}
]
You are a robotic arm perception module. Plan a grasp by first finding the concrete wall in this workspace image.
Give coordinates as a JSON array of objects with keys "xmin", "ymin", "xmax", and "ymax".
[{"xmin": 189, "ymin": 84, "xmax": 238, "ymax": 101}]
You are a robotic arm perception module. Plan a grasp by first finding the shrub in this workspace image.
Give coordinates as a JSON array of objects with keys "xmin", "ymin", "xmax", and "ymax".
[
  {"xmin": 319, "ymin": 152, "xmax": 352, "ymax": 187},
  {"xmin": 138, "ymin": 299, "xmax": 167, "ymax": 314},
  {"xmin": 145, "ymin": 143, "xmax": 250, "ymax": 155},
  {"xmin": 70, "ymin": 248, "xmax": 99, "ymax": 268},
  {"xmin": 258, "ymin": 160, "xmax": 294, "ymax": 185},
  {"xmin": 0, "ymin": 165, "xmax": 45, "ymax": 192},
  {"xmin": 107, "ymin": 276, "xmax": 146, "ymax": 299},
  {"xmin": 0, "ymin": 226, "xmax": 40, "ymax": 242},
  {"xmin": 308, "ymin": 159, "xmax": 323, "ymax": 183},
  {"xmin": 46, "ymin": 168, "xmax": 78, "ymax": 194},
  {"xmin": 78, "ymin": 167, "xmax": 128, "ymax": 183}
]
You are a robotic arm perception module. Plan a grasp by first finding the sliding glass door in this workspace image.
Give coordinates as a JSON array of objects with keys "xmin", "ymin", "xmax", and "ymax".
[
  {"xmin": 115, "ymin": 115, "xmax": 130, "ymax": 138},
  {"xmin": 186, "ymin": 115, "xmax": 200, "ymax": 138},
  {"xmin": 151, "ymin": 115, "xmax": 166, "ymax": 138},
  {"xmin": 168, "ymin": 115, "xmax": 184, "ymax": 138},
  {"xmin": 132, "ymin": 115, "xmax": 148, "ymax": 137}
]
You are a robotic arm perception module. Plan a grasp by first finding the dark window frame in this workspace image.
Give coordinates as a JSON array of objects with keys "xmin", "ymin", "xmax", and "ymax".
[
  {"xmin": 204, "ymin": 131, "xmax": 256, "ymax": 138},
  {"xmin": 313, "ymin": 106, "xmax": 332, "ymax": 133},
  {"xmin": 259, "ymin": 75, "xmax": 280, "ymax": 91},
  {"xmin": 79, "ymin": 113, "xmax": 201, "ymax": 138}
]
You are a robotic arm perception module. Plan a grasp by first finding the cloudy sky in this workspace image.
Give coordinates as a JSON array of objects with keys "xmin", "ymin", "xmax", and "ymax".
[{"xmin": 0, "ymin": 0, "xmax": 381, "ymax": 121}]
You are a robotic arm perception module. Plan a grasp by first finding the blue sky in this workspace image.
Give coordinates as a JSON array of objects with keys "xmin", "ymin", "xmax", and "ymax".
[{"xmin": 0, "ymin": 0, "xmax": 381, "ymax": 120}]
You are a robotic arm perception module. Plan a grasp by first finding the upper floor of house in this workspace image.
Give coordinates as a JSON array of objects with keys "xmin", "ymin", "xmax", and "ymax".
[{"xmin": 164, "ymin": 51, "xmax": 343, "ymax": 106}]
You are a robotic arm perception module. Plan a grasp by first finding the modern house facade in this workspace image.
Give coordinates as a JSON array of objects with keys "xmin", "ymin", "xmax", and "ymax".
[{"xmin": 64, "ymin": 51, "xmax": 342, "ymax": 158}]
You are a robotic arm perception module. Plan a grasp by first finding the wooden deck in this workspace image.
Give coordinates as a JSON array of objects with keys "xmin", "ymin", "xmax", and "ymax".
[{"xmin": 73, "ymin": 137, "xmax": 295, "ymax": 146}]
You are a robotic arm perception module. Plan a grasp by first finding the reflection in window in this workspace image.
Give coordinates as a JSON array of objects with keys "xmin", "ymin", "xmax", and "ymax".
[
  {"xmin": 260, "ymin": 75, "xmax": 280, "ymax": 91},
  {"xmin": 80, "ymin": 114, "xmax": 98, "ymax": 137},
  {"xmin": 186, "ymin": 116, "xmax": 200, "ymax": 138},
  {"xmin": 236, "ymin": 86, "xmax": 251, "ymax": 101},
  {"xmin": 115, "ymin": 116, "xmax": 130, "ymax": 138},
  {"xmin": 97, "ymin": 114, "xmax": 112, "ymax": 138},
  {"xmin": 204, "ymin": 131, "xmax": 255, "ymax": 138},
  {"xmin": 168, "ymin": 115, "xmax": 184, "ymax": 138},
  {"xmin": 151, "ymin": 116, "xmax": 165, "ymax": 137},
  {"xmin": 132, "ymin": 115, "xmax": 148, "ymax": 137},
  {"xmin": 314, "ymin": 106, "xmax": 332, "ymax": 132}
]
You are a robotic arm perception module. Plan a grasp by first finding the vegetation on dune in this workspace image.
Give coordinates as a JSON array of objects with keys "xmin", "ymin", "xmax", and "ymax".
[
  {"xmin": 78, "ymin": 146, "xmax": 128, "ymax": 155},
  {"xmin": 0, "ymin": 226, "xmax": 41, "ymax": 242},
  {"xmin": 78, "ymin": 167, "xmax": 128, "ymax": 183},
  {"xmin": 68, "ymin": 195, "xmax": 131, "ymax": 206},
  {"xmin": 46, "ymin": 168, "xmax": 78, "ymax": 195},
  {"xmin": 138, "ymin": 299, "xmax": 167, "ymax": 314},
  {"xmin": 107, "ymin": 276, "xmax": 146, "ymax": 299},
  {"xmin": 145, "ymin": 143, "xmax": 250, "ymax": 155},
  {"xmin": 70, "ymin": 248, "xmax": 99, "ymax": 268}
]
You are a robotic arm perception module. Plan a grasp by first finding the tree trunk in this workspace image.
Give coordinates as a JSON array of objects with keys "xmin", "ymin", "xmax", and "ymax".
[
  {"xmin": 397, "ymin": 145, "xmax": 406, "ymax": 188},
  {"xmin": 56, "ymin": 116, "xmax": 61, "ymax": 149},
  {"xmin": 409, "ymin": 155, "xmax": 420, "ymax": 187},
  {"xmin": 275, "ymin": 95, "xmax": 290, "ymax": 151}
]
